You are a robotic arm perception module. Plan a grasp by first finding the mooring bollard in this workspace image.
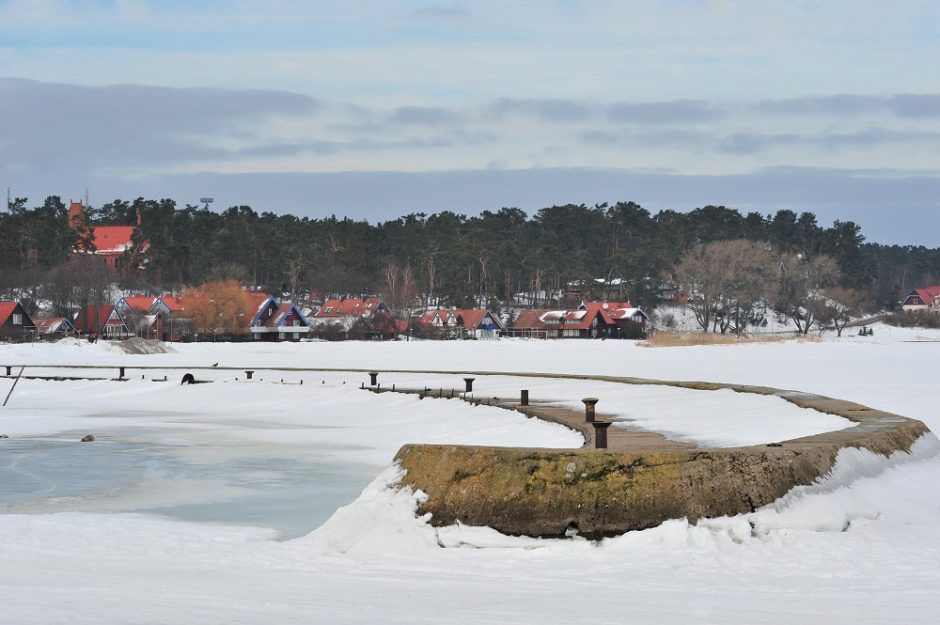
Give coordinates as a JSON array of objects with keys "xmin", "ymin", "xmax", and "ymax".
[
  {"xmin": 464, "ymin": 377, "xmax": 475, "ymax": 393},
  {"xmin": 521, "ymin": 389, "xmax": 529, "ymax": 406},
  {"xmin": 593, "ymin": 421, "xmax": 612, "ymax": 449},
  {"xmin": 582, "ymin": 397, "xmax": 599, "ymax": 423},
  {"xmin": 369, "ymin": 372, "xmax": 379, "ymax": 386},
  {"xmin": 245, "ymin": 370, "xmax": 254, "ymax": 380}
]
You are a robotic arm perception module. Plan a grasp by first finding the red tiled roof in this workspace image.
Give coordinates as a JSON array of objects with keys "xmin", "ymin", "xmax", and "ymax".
[
  {"xmin": 416, "ymin": 308, "xmax": 454, "ymax": 329},
  {"xmin": 33, "ymin": 317, "xmax": 66, "ymax": 334},
  {"xmin": 317, "ymin": 298, "xmax": 386, "ymax": 318},
  {"xmin": 512, "ymin": 309, "xmax": 550, "ymax": 330},
  {"xmin": 92, "ymin": 226, "xmax": 137, "ymax": 254},
  {"xmin": 122, "ymin": 295, "xmax": 156, "ymax": 311},
  {"xmin": 0, "ymin": 302, "xmax": 25, "ymax": 326},
  {"xmin": 74, "ymin": 305, "xmax": 117, "ymax": 333}
]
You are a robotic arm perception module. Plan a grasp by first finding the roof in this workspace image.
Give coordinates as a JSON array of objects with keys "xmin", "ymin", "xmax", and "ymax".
[
  {"xmin": 453, "ymin": 308, "xmax": 504, "ymax": 331},
  {"xmin": 416, "ymin": 308, "xmax": 454, "ymax": 329},
  {"xmin": 0, "ymin": 302, "xmax": 30, "ymax": 327},
  {"xmin": 512, "ymin": 309, "xmax": 550, "ymax": 330},
  {"xmin": 264, "ymin": 302, "xmax": 309, "ymax": 328},
  {"xmin": 33, "ymin": 317, "xmax": 77, "ymax": 334},
  {"xmin": 121, "ymin": 295, "xmax": 157, "ymax": 311},
  {"xmin": 316, "ymin": 298, "xmax": 387, "ymax": 318},
  {"xmin": 74, "ymin": 305, "xmax": 118, "ymax": 333},
  {"xmin": 907, "ymin": 286, "xmax": 940, "ymax": 305},
  {"xmin": 92, "ymin": 226, "xmax": 137, "ymax": 254}
]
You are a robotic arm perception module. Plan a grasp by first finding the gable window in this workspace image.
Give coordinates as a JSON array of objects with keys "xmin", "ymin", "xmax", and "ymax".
[{"xmin": 12, "ymin": 313, "xmax": 23, "ymax": 325}]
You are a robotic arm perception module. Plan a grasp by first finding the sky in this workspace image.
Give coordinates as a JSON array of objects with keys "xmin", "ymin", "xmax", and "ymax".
[{"xmin": 1, "ymin": 0, "xmax": 939, "ymax": 244}]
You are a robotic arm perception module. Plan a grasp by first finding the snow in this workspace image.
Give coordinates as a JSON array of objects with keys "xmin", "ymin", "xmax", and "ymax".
[{"xmin": 2, "ymin": 325, "xmax": 940, "ymax": 623}]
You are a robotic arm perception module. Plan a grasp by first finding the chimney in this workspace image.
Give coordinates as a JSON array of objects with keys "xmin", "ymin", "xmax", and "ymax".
[{"xmin": 136, "ymin": 209, "xmax": 142, "ymax": 227}]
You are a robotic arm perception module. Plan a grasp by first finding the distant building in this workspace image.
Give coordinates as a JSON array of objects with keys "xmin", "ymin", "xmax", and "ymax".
[
  {"xmin": 74, "ymin": 304, "xmax": 132, "ymax": 339},
  {"xmin": 249, "ymin": 299, "xmax": 310, "ymax": 342},
  {"xmin": 0, "ymin": 301, "xmax": 36, "ymax": 341},
  {"xmin": 68, "ymin": 200, "xmax": 149, "ymax": 270},
  {"xmin": 901, "ymin": 286, "xmax": 940, "ymax": 313},
  {"xmin": 33, "ymin": 316, "xmax": 79, "ymax": 339},
  {"xmin": 509, "ymin": 301, "xmax": 647, "ymax": 339}
]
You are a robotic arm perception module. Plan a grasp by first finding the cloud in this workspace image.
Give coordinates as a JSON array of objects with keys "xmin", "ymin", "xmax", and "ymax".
[
  {"xmin": 754, "ymin": 93, "xmax": 940, "ymax": 118},
  {"xmin": 489, "ymin": 98, "xmax": 592, "ymax": 122},
  {"xmin": 0, "ymin": 78, "xmax": 320, "ymax": 171},
  {"xmin": 606, "ymin": 100, "xmax": 724, "ymax": 124},
  {"xmin": 389, "ymin": 106, "xmax": 462, "ymax": 125}
]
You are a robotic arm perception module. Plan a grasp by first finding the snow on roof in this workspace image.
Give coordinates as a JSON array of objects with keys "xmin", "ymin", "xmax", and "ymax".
[
  {"xmin": 317, "ymin": 298, "xmax": 387, "ymax": 318},
  {"xmin": 33, "ymin": 317, "xmax": 75, "ymax": 334},
  {"xmin": 92, "ymin": 226, "xmax": 137, "ymax": 254}
]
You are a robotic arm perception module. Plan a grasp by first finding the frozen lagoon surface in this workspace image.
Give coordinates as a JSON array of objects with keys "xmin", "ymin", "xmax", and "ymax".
[{"xmin": 1, "ymin": 327, "xmax": 940, "ymax": 624}]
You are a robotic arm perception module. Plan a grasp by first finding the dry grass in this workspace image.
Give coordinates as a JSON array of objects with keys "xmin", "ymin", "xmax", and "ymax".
[{"xmin": 640, "ymin": 331, "xmax": 820, "ymax": 348}]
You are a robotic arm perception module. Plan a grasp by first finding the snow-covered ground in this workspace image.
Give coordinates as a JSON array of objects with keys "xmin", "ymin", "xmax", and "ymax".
[{"xmin": 1, "ymin": 324, "xmax": 939, "ymax": 624}]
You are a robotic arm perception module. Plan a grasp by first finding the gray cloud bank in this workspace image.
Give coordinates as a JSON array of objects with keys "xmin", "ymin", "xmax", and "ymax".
[{"xmin": 3, "ymin": 78, "xmax": 940, "ymax": 246}]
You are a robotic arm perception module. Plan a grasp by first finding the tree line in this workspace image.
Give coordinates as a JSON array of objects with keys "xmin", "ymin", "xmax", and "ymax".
[{"xmin": 2, "ymin": 195, "xmax": 939, "ymax": 318}]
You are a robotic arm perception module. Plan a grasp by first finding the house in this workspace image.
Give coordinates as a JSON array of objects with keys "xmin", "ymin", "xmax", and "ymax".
[
  {"xmin": 508, "ymin": 309, "xmax": 559, "ymax": 338},
  {"xmin": 150, "ymin": 291, "xmax": 271, "ymax": 339},
  {"xmin": 453, "ymin": 308, "xmax": 504, "ymax": 339},
  {"xmin": 33, "ymin": 316, "xmax": 79, "ymax": 339},
  {"xmin": 74, "ymin": 305, "xmax": 132, "ymax": 339},
  {"xmin": 414, "ymin": 308, "xmax": 458, "ymax": 337},
  {"xmin": 901, "ymin": 286, "xmax": 940, "ymax": 313},
  {"xmin": 508, "ymin": 301, "xmax": 648, "ymax": 339},
  {"xmin": 312, "ymin": 297, "xmax": 398, "ymax": 339},
  {"xmin": 68, "ymin": 201, "xmax": 149, "ymax": 270},
  {"xmin": 249, "ymin": 299, "xmax": 310, "ymax": 342},
  {"xmin": 0, "ymin": 301, "xmax": 36, "ymax": 341},
  {"xmin": 316, "ymin": 297, "xmax": 390, "ymax": 319}
]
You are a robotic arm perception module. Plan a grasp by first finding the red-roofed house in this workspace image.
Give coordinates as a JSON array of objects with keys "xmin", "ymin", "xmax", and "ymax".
[
  {"xmin": 249, "ymin": 299, "xmax": 310, "ymax": 341},
  {"xmin": 508, "ymin": 301, "xmax": 647, "ymax": 339},
  {"xmin": 316, "ymin": 297, "xmax": 390, "ymax": 319},
  {"xmin": 33, "ymin": 316, "xmax": 79, "ymax": 339},
  {"xmin": 901, "ymin": 286, "xmax": 940, "ymax": 313},
  {"xmin": 453, "ymin": 308, "xmax": 504, "ymax": 339},
  {"xmin": 68, "ymin": 201, "xmax": 148, "ymax": 270},
  {"xmin": 0, "ymin": 301, "xmax": 36, "ymax": 341},
  {"xmin": 74, "ymin": 305, "xmax": 132, "ymax": 339},
  {"xmin": 312, "ymin": 297, "xmax": 399, "ymax": 340},
  {"xmin": 415, "ymin": 308, "xmax": 457, "ymax": 332}
]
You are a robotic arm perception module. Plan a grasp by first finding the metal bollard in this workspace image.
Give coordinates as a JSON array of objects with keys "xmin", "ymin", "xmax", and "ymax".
[
  {"xmin": 593, "ymin": 421, "xmax": 612, "ymax": 449},
  {"xmin": 464, "ymin": 377, "xmax": 475, "ymax": 392},
  {"xmin": 520, "ymin": 389, "xmax": 529, "ymax": 406},
  {"xmin": 245, "ymin": 370, "xmax": 254, "ymax": 380},
  {"xmin": 5, "ymin": 366, "xmax": 11, "ymax": 376},
  {"xmin": 582, "ymin": 397, "xmax": 599, "ymax": 423},
  {"xmin": 119, "ymin": 367, "xmax": 125, "ymax": 378},
  {"xmin": 369, "ymin": 372, "xmax": 379, "ymax": 386}
]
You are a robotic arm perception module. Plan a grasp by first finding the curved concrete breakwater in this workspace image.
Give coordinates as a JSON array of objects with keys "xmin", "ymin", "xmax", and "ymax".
[{"xmin": 391, "ymin": 373, "xmax": 930, "ymax": 539}]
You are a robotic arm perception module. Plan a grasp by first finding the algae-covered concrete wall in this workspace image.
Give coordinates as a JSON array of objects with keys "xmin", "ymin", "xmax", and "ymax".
[{"xmin": 392, "ymin": 375, "xmax": 930, "ymax": 538}]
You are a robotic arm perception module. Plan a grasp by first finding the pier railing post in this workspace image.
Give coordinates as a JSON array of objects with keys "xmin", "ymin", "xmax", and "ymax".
[
  {"xmin": 593, "ymin": 421, "xmax": 612, "ymax": 449},
  {"xmin": 582, "ymin": 397, "xmax": 599, "ymax": 423}
]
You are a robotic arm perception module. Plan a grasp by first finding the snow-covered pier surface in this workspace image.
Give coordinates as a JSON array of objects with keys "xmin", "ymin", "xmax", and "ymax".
[{"xmin": 392, "ymin": 374, "xmax": 927, "ymax": 537}]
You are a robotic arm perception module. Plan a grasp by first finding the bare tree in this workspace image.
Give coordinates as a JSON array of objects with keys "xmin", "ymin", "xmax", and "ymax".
[
  {"xmin": 774, "ymin": 253, "xmax": 842, "ymax": 335},
  {"xmin": 817, "ymin": 286, "xmax": 866, "ymax": 337},
  {"xmin": 674, "ymin": 240, "xmax": 776, "ymax": 334}
]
